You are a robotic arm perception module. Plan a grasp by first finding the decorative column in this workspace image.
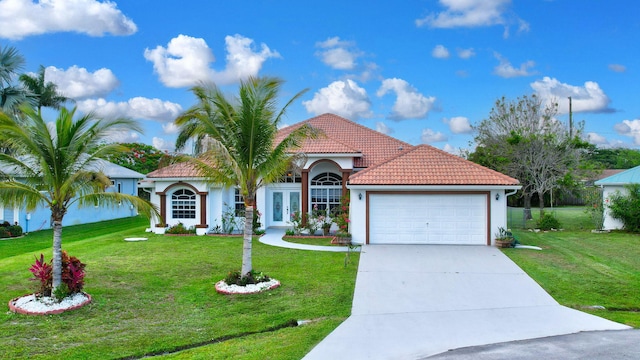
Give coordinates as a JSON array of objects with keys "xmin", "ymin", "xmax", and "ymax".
[
  {"xmin": 301, "ymin": 170, "xmax": 309, "ymax": 225},
  {"xmin": 197, "ymin": 192, "xmax": 207, "ymax": 228},
  {"xmin": 341, "ymin": 170, "xmax": 351, "ymax": 197},
  {"xmin": 157, "ymin": 194, "xmax": 166, "ymax": 227}
]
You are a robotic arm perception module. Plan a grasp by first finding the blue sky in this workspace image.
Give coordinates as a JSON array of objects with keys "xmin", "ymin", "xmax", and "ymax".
[{"xmin": 1, "ymin": 0, "xmax": 639, "ymax": 153}]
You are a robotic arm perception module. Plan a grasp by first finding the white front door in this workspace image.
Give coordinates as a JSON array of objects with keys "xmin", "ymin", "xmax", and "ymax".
[{"xmin": 270, "ymin": 190, "xmax": 300, "ymax": 227}]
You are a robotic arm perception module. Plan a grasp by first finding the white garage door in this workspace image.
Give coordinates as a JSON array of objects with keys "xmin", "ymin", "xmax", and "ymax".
[{"xmin": 369, "ymin": 193, "xmax": 487, "ymax": 245}]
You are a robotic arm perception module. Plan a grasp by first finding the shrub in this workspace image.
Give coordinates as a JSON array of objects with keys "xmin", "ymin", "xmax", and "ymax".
[
  {"xmin": 8, "ymin": 224, "xmax": 22, "ymax": 237},
  {"xmin": 288, "ymin": 210, "xmax": 304, "ymax": 235},
  {"xmin": 221, "ymin": 204, "xmax": 242, "ymax": 234},
  {"xmin": 537, "ymin": 213, "xmax": 561, "ymax": 230},
  {"xmin": 333, "ymin": 193, "xmax": 351, "ymax": 235},
  {"xmin": 608, "ymin": 184, "xmax": 640, "ymax": 233},
  {"xmin": 224, "ymin": 270, "xmax": 271, "ymax": 286},
  {"xmin": 28, "ymin": 251, "xmax": 86, "ymax": 299},
  {"xmin": 284, "ymin": 229, "xmax": 295, "ymax": 236},
  {"xmin": 165, "ymin": 222, "xmax": 196, "ymax": 235},
  {"xmin": 584, "ymin": 188, "xmax": 604, "ymax": 230},
  {"xmin": 0, "ymin": 227, "xmax": 10, "ymax": 238},
  {"xmin": 29, "ymin": 254, "xmax": 52, "ymax": 296}
]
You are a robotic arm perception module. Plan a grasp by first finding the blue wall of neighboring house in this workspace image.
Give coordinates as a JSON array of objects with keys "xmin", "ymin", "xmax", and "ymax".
[{"xmin": 0, "ymin": 178, "xmax": 140, "ymax": 233}]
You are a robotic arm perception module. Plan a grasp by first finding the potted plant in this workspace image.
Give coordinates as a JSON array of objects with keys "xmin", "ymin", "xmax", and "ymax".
[{"xmin": 494, "ymin": 227, "xmax": 514, "ymax": 248}]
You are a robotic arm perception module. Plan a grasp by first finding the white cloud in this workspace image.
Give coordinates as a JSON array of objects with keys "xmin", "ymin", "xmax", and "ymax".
[
  {"xmin": 144, "ymin": 34, "xmax": 280, "ymax": 88},
  {"xmin": 586, "ymin": 132, "xmax": 608, "ymax": 145},
  {"xmin": 416, "ymin": 0, "xmax": 528, "ymax": 34},
  {"xmin": 315, "ymin": 36, "xmax": 361, "ymax": 70},
  {"xmin": 376, "ymin": 78, "xmax": 436, "ymax": 120},
  {"xmin": 493, "ymin": 53, "xmax": 535, "ymax": 78},
  {"xmin": 432, "ymin": 45, "xmax": 450, "ymax": 59},
  {"xmin": 442, "ymin": 144, "xmax": 461, "ymax": 154},
  {"xmin": 107, "ymin": 130, "xmax": 140, "ymax": 144},
  {"xmin": 421, "ymin": 128, "xmax": 448, "ymax": 143},
  {"xmin": 162, "ymin": 122, "xmax": 180, "ymax": 134},
  {"xmin": 614, "ymin": 119, "xmax": 640, "ymax": 145},
  {"xmin": 302, "ymin": 79, "xmax": 372, "ymax": 120},
  {"xmin": 76, "ymin": 97, "xmax": 182, "ymax": 123},
  {"xmin": 376, "ymin": 121, "xmax": 394, "ymax": 135},
  {"xmin": 152, "ymin": 137, "xmax": 175, "ymax": 152},
  {"xmin": 457, "ymin": 48, "xmax": 475, "ymax": 59},
  {"xmin": 0, "ymin": 0, "xmax": 136, "ymax": 40},
  {"xmin": 608, "ymin": 64, "xmax": 626, "ymax": 73},
  {"xmin": 446, "ymin": 116, "xmax": 473, "ymax": 134},
  {"xmin": 530, "ymin": 77, "xmax": 612, "ymax": 114},
  {"xmin": 45, "ymin": 66, "xmax": 119, "ymax": 99}
]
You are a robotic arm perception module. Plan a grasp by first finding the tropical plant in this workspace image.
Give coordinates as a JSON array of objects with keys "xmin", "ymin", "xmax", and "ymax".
[
  {"xmin": 0, "ymin": 105, "xmax": 158, "ymax": 293},
  {"xmin": 19, "ymin": 65, "xmax": 71, "ymax": 114},
  {"xmin": 0, "ymin": 44, "xmax": 28, "ymax": 112},
  {"xmin": 174, "ymin": 76, "xmax": 315, "ymax": 278}
]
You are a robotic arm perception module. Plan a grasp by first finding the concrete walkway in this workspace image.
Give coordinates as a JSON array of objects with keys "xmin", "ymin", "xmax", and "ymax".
[
  {"xmin": 259, "ymin": 227, "xmax": 359, "ymax": 252},
  {"xmin": 302, "ymin": 245, "xmax": 630, "ymax": 360}
]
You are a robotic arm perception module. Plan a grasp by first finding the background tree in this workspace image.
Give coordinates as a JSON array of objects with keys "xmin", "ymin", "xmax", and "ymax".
[
  {"xmin": 19, "ymin": 65, "xmax": 71, "ymax": 114},
  {"xmin": 0, "ymin": 105, "xmax": 158, "ymax": 292},
  {"xmin": 175, "ymin": 77, "xmax": 314, "ymax": 277},
  {"xmin": 0, "ymin": 45, "xmax": 28, "ymax": 113},
  {"xmin": 100, "ymin": 142, "xmax": 172, "ymax": 175},
  {"xmin": 589, "ymin": 148, "xmax": 640, "ymax": 169},
  {"xmin": 471, "ymin": 94, "xmax": 588, "ymax": 219}
]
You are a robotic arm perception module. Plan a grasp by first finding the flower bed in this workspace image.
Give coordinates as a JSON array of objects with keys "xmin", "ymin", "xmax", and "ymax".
[{"xmin": 8, "ymin": 292, "xmax": 91, "ymax": 315}]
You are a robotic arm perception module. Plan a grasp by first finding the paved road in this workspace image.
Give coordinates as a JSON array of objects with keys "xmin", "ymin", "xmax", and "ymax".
[{"xmin": 424, "ymin": 329, "xmax": 640, "ymax": 359}]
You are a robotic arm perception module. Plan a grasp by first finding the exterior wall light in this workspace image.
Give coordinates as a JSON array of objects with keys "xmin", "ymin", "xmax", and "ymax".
[
  {"xmin": 359, "ymin": 193, "xmax": 363, "ymax": 200},
  {"xmin": 495, "ymin": 193, "xmax": 500, "ymax": 201}
]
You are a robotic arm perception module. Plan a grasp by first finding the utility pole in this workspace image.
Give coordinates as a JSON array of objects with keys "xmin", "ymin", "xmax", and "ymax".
[{"xmin": 568, "ymin": 96, "xmax": 573, "ymax": 138}]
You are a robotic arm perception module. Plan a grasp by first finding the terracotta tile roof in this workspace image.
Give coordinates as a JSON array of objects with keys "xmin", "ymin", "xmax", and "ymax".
[
  {"xmin": 146, "ymin": 162, "xmax": 201, "ymax": 178},
  {"xmin": 348, "ymin": 144, "xmax": 520, "ymax": 186},
  {"xmin": 276, "ymin": 113, "xmax": 410, "ymax": 168}
]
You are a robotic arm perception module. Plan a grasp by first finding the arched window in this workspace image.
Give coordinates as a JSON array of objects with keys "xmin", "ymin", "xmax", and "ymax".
[
  {"xmin": 310, "ymin": 172, "xmax": 342, "ymax": 213},
  {"xmin": 172, "ymin": 189, "xmax": 196, "ymax": 219}
]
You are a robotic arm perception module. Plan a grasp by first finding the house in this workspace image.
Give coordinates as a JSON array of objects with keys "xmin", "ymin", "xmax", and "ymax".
[
  {"xmin": 143, "ymin": 113, "xmax": 521, "ymax": 245},
  {"xmin": 0, "ymin": 159, "xmax": 144, "ymax": 232},
  {"xmin": 594, "ymin": 165, "xmax": 640, "ymax": 230}
]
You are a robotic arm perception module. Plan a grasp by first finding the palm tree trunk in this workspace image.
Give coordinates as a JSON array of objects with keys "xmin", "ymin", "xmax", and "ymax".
[
  {"xmin": 241, "ymin": 205, "xmax": 253, "ymax": 276},
  {"xmin": 52, "ymin": 220, "xmax": 63, "ymax": 290}
]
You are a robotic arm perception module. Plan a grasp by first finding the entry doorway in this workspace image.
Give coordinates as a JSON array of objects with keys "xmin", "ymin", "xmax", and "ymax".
[{"xmin": 270, "ymin": 190, "xmax": 300, "ymax": 227}]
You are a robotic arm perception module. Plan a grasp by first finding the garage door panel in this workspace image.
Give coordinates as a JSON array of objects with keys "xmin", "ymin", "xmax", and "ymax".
[{"xmin": 369, "ymin": 193, "xmax": 487, "ymax": 245}]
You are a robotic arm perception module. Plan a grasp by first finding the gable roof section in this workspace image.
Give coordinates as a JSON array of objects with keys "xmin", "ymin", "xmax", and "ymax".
[
  {"xmin": 594, "ymin": 165, "xmax": 640, "ymax": 185},
  {"xmin": 276, "ymin": 113, "xmax": 410, "ymax": 168},
  {"xmin": 348, "ymin": 144, "xmax": 520, "ymax": 186},
  {"xmin": 146, "ymin": 162, "xmax": 200, "ymax": 178}
]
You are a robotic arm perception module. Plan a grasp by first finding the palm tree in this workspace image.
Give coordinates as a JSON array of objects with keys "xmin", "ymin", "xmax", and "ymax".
[
  {"xmin": 0, "ymin": 45, "xmax": 28, "ymax": 112},
  {"xmin": 0, "ymin": 105, "xmax": 159, "ymax": 291},
  {"xmin": 175, "ymin": 76, "xmax": 314, "ymax": 277},
  {"xmin": 20, "ymin": 65, "xmax": 71, "ymax": 114}
]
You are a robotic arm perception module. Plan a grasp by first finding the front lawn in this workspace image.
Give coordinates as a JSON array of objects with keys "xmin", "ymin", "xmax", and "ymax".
[
  {"xmin": 0, "ymin": 216, "xmax": 359, "ymax": 359},
  {"xmin": 505, "ymin": 207, "xmax": 640, "ymax": 328}
]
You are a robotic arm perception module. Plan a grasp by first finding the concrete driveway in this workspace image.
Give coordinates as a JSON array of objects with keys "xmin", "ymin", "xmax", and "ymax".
[{"xmin": 303, "ymin": 245, "xmax": 629, "ymax": 360}]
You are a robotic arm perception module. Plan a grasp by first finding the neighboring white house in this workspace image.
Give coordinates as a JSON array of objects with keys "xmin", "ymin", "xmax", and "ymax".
[
  {"xmin": 594, "ymin": 165, "xmax": 640, "ymax": 230},
  {"xmin": 0, "ymin": 159, "xmax": 144, "ymax": 232},
  {"xmin": 142, "ymin": 113, "xmax": 521, "ymax": 245}
]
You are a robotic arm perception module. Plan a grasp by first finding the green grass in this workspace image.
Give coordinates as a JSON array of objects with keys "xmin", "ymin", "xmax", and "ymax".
[
  {"xmin": 0, "ymin": 217, "xmax": 359, "ymax": 359},
  {"xmin": 504, "ymin": 207, "xmax": 640, "ymax": 328},
  {"xmin": 508, "ymin": 206, "xmax": 593, "ymax": 230}
]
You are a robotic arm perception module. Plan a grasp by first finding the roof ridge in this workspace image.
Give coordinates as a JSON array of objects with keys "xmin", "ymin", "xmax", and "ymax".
[
  {"xmin": 314, "ymin": 113, "xmax": 412, "ymax": 148},
  {"xmin": 414, "ymin": 144, "xmax": 519, "ymax": 183}
]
